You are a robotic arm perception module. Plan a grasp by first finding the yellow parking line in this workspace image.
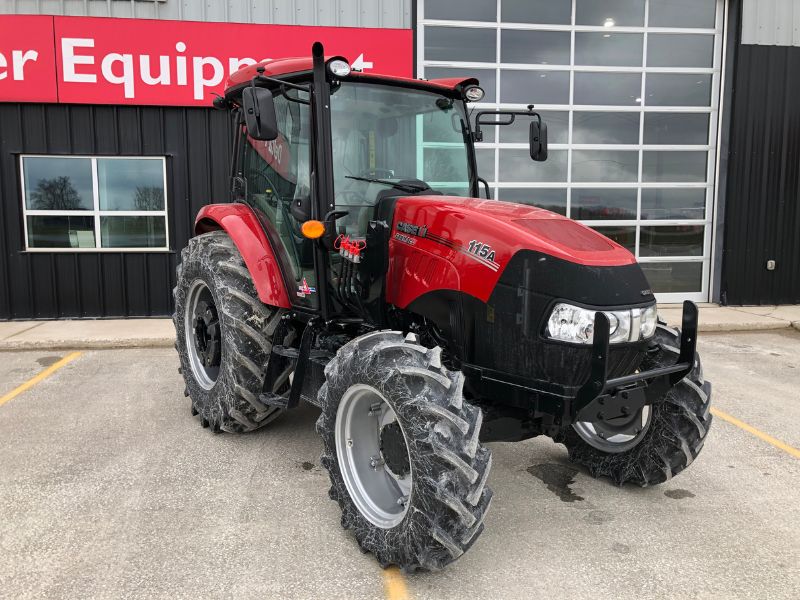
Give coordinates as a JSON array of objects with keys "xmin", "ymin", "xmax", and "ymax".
[
  {"xmin": 383, "ymin": 566, "xmax": 410, "ymax": 600},
  {"xmin": 0, "ymin": 352, "xmax": 83, "ymax": 408},
  {"xmin": 711, "ymin": 407, "xmax": 800, "ymax": 459}
]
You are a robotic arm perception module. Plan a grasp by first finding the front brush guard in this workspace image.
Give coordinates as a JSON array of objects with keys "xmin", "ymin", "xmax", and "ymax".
[{"xmin": 572, "ymin": 300, "xmax": 698, "ymax": 424}]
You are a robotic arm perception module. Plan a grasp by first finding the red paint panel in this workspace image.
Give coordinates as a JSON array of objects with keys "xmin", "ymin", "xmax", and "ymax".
[
  {"xmin": 195, "ymin": 203, "xmax": 291, "ymax": 309},
  {"xmin": 0, "ymin": 16, "xmax": 58, "ymax": 103},
  {"xmin": 386, "ymin": 196, "xmax": 636, "ymax": 308}
]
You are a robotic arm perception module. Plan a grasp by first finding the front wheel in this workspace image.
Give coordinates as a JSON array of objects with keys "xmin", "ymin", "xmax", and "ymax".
[
  {"xmin": 316, "ymin": 331, "xmax": 492, "ymax": 571},
  {"xmin": 557, "ymin": 322, "xmax": 712, "ymax": 486}
]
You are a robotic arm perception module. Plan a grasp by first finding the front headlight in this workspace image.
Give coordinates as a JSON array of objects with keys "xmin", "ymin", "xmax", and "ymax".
[{"xmin": 546, "ymin": 302, "xmax": 657, "ymax": 345}]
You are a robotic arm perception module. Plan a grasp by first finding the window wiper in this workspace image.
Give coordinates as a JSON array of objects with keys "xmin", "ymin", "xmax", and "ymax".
[{"xmin": 345, "ymin": 175, "xmax": 428, "ymax": 194}]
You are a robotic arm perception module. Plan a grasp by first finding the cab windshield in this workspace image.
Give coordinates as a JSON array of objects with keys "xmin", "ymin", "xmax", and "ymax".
[{"xmin": 329, "ymin": 82, "xmax": 472, "ymax": 232}]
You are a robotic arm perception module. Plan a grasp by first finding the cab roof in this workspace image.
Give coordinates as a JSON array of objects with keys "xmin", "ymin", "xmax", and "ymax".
[{"xmin": 224, "ymin": 56, "xmax": 478, "ymax": 97}]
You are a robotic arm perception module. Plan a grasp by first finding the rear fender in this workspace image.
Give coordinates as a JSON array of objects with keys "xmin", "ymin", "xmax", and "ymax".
[{"xmin": 195, "ymin": 203, "xmax": 291, "ymax": 308}]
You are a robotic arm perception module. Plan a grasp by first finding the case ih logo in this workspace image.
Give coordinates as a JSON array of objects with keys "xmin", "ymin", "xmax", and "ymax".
[{"xmin": 0, "ymin": 15, "xmax": 411, "ymax": 107}]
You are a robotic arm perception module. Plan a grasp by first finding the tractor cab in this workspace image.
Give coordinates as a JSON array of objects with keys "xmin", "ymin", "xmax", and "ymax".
[{"xmin": 216, "ymin": 42, "xmax": 546, "ymax": 317}]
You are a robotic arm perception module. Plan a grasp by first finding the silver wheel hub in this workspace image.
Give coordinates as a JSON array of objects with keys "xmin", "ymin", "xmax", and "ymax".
[
  {"xmin": 184, "ymin": 279, "xmax": 221, "ymax": 390},
  {"xmin": 573, "ymin": 404, "xmax": 652, "ymax": 453},
  {"xmin": 335, "ymin": 384, "xmax": 412, "ymax": 529}
]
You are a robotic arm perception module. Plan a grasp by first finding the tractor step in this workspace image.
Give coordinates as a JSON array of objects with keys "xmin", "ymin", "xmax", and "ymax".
[{"xmin": 258, "ymin": 392, "xmax": 290, "ymax": 409}]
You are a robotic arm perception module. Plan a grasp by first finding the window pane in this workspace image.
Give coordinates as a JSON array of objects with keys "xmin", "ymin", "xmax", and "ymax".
[
  {"xmin": 97, "ymin": 158, "xmax": 165, "ymax": 211},
  {"xmin": 23, "ymin": 157, "xmax": 93, "ymax": 211},
  {"xmin": 572, "ymin": 189, "xmax": 637, "ymax": 220},
  {"xmin": 424, "ymin": 26, "xmax": 496, "ymax": 63},
  {"xmin": 497, "ymin": 188, "xmax": 567, "ymax": 215},
  {"xmin": 573, "ymin": 112, "xmax": 640, "ymax": 144},
  {"xmin": 100, "ymin": 216, "xmax": 166, "ymax": 248},
  {"xmin": 647, "ymin": 34, "xmax": 714, "ymax": 68},
  {"xmin": 640, "ymin": 261, "xmax": 703, "ymax": 293},
  {"xmin": 499, "ymin": 110, "xmax": 569, "ymax": 144},
  {"xmin": 475, "ymin": 148, "xmax": 495, "ymax": 181},
  {"xmin": 592, "ymin": 226, "xmax": 636, "ymax": 253},
  {"xmin": 502, "ymin": 30, "xmax": 570, "ymax": 65},
  {"xmin": 576, "ymin": 0, "xmax": 645, "ymax": 27},
  {"xmin": 27, "ymin": 215, "xmax": 95, "ymax": 248},
  {"xmin": 641, "ymin": 188, "xmax": 706, "ymax": 220},
  {"xmin": 640, "ymin": 226, "xmax": 704, "ymax": 257},
  {"xmin": 642, "ymin": 151, "xmax": 707, "ymax": 182},
  {"xmin": 425, "ymin": 0, "xmax": 496, "ymax": 22},
  {"xmin": 502, "ymin": 0, "xmax": 571, "ymax": 24},
  {"xmin": 426, "ymin": 67, "xmax": 496, "ymax": 103},
  {"xmin": 646, "ymin": 74, "xmax": 712, "ymax": 107},
  {"xmin": 649, "ymin": 0, "xmax": 716, "ymax": 28},
  {"xmin": 575, "ymin": 33, "xmax": 643, "ymax": 67},
  {"xmin": 424, "ymin": 147, "xmax": 470, "ymax": 184},
  {"xmin": 574, "ymin": 72, "xmax": 642, "ymax": 106},
  {"xmin": 643, "ymin": 113, "xmax": 709, "ymax": 145},
  {"xmin": 501, "ymin": 70, "xmax": 570, "ymax": 104},
  {"xmin": 572, "ymin": 150, "xmax": 639, "ymax": 183},
  {"xmin": 499, "ymin": 149, "xmax": 568, "ymax": 182}
]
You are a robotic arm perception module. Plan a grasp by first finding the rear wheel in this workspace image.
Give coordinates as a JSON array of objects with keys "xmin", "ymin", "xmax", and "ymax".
[
  {"xmin": 317, "ymin": 331, "xmax": 492, "ymax": 571},
  {"xmin": 173, "ymin": 231, "xmax": 287, "ymax": 433},
  {"xmin": 557, "ymin": 322, "xmax": 712, "ymax": 486}
]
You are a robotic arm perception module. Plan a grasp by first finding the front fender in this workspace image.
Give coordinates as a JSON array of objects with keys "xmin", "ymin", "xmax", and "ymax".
[{"xmin": 195, "ymin": 203, "xmax": 291, "ymax": 308}]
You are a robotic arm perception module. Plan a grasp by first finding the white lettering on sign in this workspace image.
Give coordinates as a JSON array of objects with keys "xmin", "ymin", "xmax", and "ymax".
[
  {"xmin": 193, "ymin": 56, "xmax": 224, "ymax": 100},
  {"xmin": 140, "ymin": 55, "xmax": 170, "ymax": 85},
  {"xmin": 62, "ymin": 38, "xmax": 96, "ymax": 83},
  {"xmin": 352, "ymin": 53, "xmax": 373, "ymax": 71},
  {"xmin": 12, "ymin": 50, "xmax": 38, "ymax": 80},
  {"xmin": 101, "ymin": 52, "xmax": 134, "ymax": 98}
]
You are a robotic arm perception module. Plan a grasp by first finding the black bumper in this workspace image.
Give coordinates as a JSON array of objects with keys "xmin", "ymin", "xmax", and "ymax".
[{"xmin": 463, "ymin": 301, "xmax": 701, "ymax": 429}]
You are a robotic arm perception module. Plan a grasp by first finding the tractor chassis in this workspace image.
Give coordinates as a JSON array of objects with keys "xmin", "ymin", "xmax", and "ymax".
[{"xmin": 255, "ymin": 302, "xmax": 701, "ymax": 444}]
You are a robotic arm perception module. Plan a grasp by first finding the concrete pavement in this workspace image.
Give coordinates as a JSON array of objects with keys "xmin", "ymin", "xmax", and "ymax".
[
  {"xmin": 0, "ymin": 330, "xmax": 798, "ymax": 599},
  {"xmin": 1, "ymin": 304, "xmax": 799, "ymax": 350}
]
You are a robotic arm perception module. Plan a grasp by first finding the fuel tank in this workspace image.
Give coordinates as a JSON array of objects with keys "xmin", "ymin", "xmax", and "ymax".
[{"xmin": 382, "ymin": 196, "xmax": 656, "ymax": 388}]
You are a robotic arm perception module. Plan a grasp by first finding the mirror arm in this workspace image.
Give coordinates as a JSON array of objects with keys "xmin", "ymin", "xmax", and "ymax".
[{"xmin": 477, "ymin": 177, "xmax": 491, "ymax": 200}]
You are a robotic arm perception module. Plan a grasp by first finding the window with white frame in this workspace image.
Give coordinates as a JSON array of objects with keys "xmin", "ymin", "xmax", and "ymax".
[
  {"xmin": 21, "ymin": 155, "xmax": 169, "ymax": 251},
  {"xmin": 418, "ymin": 0, "xmax": 725, "ymax": 302}
]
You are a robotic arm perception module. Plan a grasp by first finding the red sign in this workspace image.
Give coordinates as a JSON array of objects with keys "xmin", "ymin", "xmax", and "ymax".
[{"xmin": 0, "ymin": 15, "xmax": 412, "ymax": 107}]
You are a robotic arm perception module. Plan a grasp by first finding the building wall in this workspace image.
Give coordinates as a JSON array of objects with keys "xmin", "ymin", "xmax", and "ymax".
[
  {"xmin": 0, "ymin": 0, "xmax": 411, "ymax": 28},
  {"xmin": 721, "ymin": 1, "xmax": 800, "ymax": 304},
  {"xmin": 0, "ymin": 1, "xmax": 411, "ymax": 319},
  {"xmin": 741, "ymin": 0, "xmax": 800, "ymax": 46},
  {"xmin": 417, "ymin": 0, "xmax": 727, "ymax": 303},
  {"xmin": 0, "ymin": 103, "xmax": 233, "ymax": 319}
]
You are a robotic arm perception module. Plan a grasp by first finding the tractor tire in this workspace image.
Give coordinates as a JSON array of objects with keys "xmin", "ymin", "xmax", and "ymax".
[
  {"xmin": 316, "ymin": 331, "xmax": 492, "ymax": 571},
  {"xmin": 173, "ymin": 230, "xmax": 287, "ymax": 433},
  {"xmin": 557, "ymin": 321, "xmax": 712, "ymax": 486}
]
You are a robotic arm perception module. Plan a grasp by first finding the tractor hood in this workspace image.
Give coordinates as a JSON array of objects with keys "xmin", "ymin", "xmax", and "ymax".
[{"xmin": 385, "ymin": 195, "xmax": 648, "ymax": 309}]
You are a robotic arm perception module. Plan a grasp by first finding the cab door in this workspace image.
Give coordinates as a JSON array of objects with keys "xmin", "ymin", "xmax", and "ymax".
[{"xmin": 238, "ymin": 90, "xmax": 318, "ymax": 308}]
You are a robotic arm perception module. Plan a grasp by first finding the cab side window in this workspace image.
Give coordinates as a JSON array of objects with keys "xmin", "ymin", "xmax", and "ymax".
[{"xmin": 240, "ymin": 91, "xmax": 316, "ymax": 306}]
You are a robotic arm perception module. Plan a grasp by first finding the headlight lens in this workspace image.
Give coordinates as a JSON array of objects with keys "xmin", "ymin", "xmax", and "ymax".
[
  {"xmin": 328, "ymin": 59, "xmax": 351, "ymax": 77},
  {"xmin": 547, "ymin": 302, "xmax": 657, "ymax": 345}
]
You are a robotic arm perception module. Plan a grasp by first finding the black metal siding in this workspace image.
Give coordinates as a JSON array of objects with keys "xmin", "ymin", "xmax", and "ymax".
[
  {"xmin": 721, "ymin": 44, "xmax": 800, "ymax": 305},
  {"xmin": 0, "ymin": 104, "xmax": 233, "ymax": 319}
]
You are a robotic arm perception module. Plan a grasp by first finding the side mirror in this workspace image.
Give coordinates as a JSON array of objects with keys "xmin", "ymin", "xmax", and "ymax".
[
  {"xmin": 242, "ymin": 86, "xmax": 278, "ymax": 141},
  {"xmin": 530, "ymin": 120, "xmax": 548, "ymax": 162}
]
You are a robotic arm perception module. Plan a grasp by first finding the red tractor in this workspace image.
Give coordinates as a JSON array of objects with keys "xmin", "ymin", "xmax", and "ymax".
[{"xmin": 175, "ymin": 43, "xmax": 711, "ymax": 571}]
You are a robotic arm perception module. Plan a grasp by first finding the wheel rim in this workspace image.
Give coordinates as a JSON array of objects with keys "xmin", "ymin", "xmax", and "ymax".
[
  {"xmin": 335, "ymin": 384, "xmax": 412, "ymax": 529},
  {"xmin": 573, "ymin": 404, "xmax": 652, "ymax": 453},
  {"xmin": 184, "ymin": 279, "xmax": 222, "ymax": 390}
]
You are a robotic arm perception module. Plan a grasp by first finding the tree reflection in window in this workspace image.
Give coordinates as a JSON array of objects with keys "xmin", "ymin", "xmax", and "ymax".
[
  {"xmin": 30, "ymin": 176, "xmax": 84, "ymax": 210},
  {"xmin": 133, "ymin": 186, "xmax": 165, "ymax": 211}
]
